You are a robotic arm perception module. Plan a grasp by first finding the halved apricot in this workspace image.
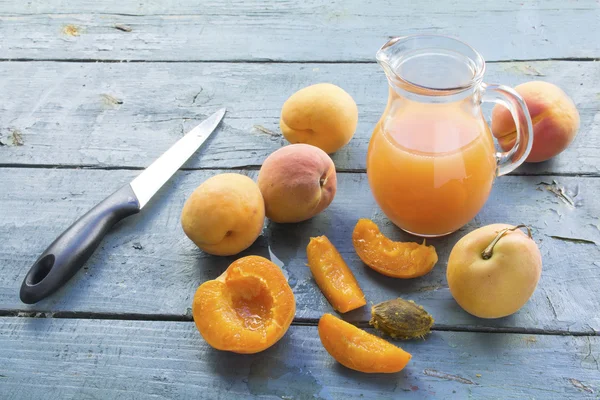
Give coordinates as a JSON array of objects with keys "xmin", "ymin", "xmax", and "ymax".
[
  {"xmin": 352, "ymin": 219, "xmax": 438, "ymax": 278},
  {"xmin": 307, "ymin": 236, "xmax": 366, "ymax": 313},
  {"xmin": 318, "ymin": 313, "xmax": 412, "ymax": 373},
  {"xmin": 192, "ymin": 256, "xmax": 295, "ymax": 354}
]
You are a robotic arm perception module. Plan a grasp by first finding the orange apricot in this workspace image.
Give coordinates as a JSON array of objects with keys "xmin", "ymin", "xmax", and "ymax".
[
  {"xmin": 306, "ymin": 236, "xmax": 366, "ymax": 313},
  {"xmin": 352, "ymin": 219, "xmax": 438, "ymax": 278},
  {"xmin": 181, "ymin": 173, "xmax": 265, "ymax": 256},
  {"xmin": 192, "ymin": 256, "xmax": 295, "ymax": 354},
  {"xmin": 492, "ymin": 81, "xmax": 580, "ymax": 163},
  {"xmin": 257, "ymin": 144, "xmax": 337, "ymax": 223},
  {"xmin": 318, "ymin": 313, "xmax": 412, "ymax": 373},
  {"xmin": 280, "ymin": 83, "xmax": 358, "ymax": 154}
]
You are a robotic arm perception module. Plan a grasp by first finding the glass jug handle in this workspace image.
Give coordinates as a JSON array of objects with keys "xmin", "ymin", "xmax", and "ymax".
[{"xmin": 481, "ymin": 83, "xmax": 534, "ymax": 176}]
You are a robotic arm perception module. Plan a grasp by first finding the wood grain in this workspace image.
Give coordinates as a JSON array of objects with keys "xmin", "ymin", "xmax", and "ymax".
[
  {"xmin": 1, "ymin": 168, "xmax": 598, "ymax": 332},
  {"xmin": 1, "ymin": 0, "xmax": 599, "ymax": 62},
  {"xmin": 0, "ymin": 317, "xmax": 598, "ymax": 399},
  {"xmin": 0, "ymin": 61, "xmax": 598, "ymax": 174},
  {"xmin": 4, "ymin": 0, "xmax": 598, "ymax": 15},
  {"xmin": 1, "ymin": 2, "xmax": 598, "ymax": 397}
]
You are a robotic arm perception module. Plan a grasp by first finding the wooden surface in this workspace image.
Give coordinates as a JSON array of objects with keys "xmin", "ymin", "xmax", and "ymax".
[
  {"xmin": 1, "ymin": 0, "xmax": 599, "ymax": 398},
  {"xmin": 2, "ymin": 0, "xmax": 600, "ymax": 62},
  {"xmin": 1, "ymin": 317, "xmax": 599, "ymax": 399},
  {"xmin": 0, "ymin": 61, "xmax": 598, "ymax": 174},
  {"xmin": 1, "ymin": 168, "xmax": 599, "ymax": 334}
]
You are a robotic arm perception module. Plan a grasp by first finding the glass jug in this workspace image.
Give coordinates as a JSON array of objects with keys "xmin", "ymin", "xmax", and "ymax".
[{"xmin": 367, "ymin": 35, "xmax": 533, "ymax": 237}]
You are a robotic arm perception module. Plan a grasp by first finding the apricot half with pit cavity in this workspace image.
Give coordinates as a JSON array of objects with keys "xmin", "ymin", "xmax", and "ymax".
[{"xmin": 192, "ymin": 256, "xmax": 296, "ymax": 353}]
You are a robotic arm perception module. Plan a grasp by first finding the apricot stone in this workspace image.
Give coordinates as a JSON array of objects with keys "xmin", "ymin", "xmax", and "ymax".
[
  {"xmin": 280, "ymin": 83, "xmax": 358, "ymax": 154},
  {"xmin": 257, "ymin": 144, "xmax": 337, "ymax": 223},
  {"xmin": 181, "ymin": 173, "xmax": 265, "ymax": 256},
  {"xmin": 492, "ymin": 81, "xmax": 579, "ymax": 163}
]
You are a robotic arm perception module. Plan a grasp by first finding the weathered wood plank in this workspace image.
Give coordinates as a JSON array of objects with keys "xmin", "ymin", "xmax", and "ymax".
[
  {"xmin": 3, "ymin": 0, "xmax": 597, "ymax": 15},
  {"xmin": 0, "ymin": 317, "xmax": 598, "ymax": 399},
  {"xmin": 1, "ymin": 168, "xmax": 598, "ymax": 331},
  {"xmin": 0, "ymin": 61, "xmax": 598, "ymax": 175},
  {"xmin": 1, "ymin": 0, "xmax": 599, "ymax": 61}
]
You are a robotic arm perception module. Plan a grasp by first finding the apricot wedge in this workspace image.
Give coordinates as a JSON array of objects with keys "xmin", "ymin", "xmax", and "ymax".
[
  {"xmin": 307, "ymin": 236, "xmax": 366, "ymax": 313},
  {"xmin": 318, "ymin": 313, "xmax": 412, "ymax": 373},
  {"xmin": 192, "ymin": 256, "xmax": 295, "ymax": 354},
  {"xmin": 352, "ymin": 219, "xmax": 438, "ymax": 278}
]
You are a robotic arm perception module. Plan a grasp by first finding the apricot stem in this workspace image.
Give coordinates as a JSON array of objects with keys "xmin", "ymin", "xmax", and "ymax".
[{"xmin": 481, "ymin": 224, "xmax": 532, "ymax": 260}]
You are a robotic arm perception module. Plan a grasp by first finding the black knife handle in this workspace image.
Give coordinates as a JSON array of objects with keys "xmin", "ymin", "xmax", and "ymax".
[{"xmin": 20, "ymin": 185, "xmax": 141, "ymax": 304}]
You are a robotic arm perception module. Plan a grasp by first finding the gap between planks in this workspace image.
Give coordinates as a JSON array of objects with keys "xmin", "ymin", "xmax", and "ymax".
[
  {"xmin": 0, "ymin": 57, "xmax": 598, "ymax": 64},
  {"xmin": 0, "ymin": 309, "xmax": 597, "ymax": 337},
  {"xmin": 0, "ymin": 164, "xmax": 599, "ymax": 178}
]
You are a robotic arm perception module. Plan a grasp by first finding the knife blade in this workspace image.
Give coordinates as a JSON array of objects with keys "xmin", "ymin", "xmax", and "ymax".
[
  {"xmin": 131, "ymin": 108, "xmax": 226, "ymax": 208},
  {"xmin": 19, "ymin": 108, "xmax": 226, "ymax": 304}
]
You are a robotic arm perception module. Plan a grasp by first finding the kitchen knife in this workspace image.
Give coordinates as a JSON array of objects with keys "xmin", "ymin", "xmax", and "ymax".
[{"xmin": 20, "ymin": 108, "xmax": 226, "ymax": 304}]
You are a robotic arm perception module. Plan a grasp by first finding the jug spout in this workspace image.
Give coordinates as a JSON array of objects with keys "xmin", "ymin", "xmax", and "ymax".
[
  {"xmin": 375, "ymin": 37, "xmax": 402, "ymax": 81},
  {"xmin": 375, "ymin": 35, "xmax": 486, "ymax": 97}
]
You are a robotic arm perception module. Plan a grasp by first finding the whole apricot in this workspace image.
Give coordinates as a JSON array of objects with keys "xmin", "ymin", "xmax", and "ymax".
[
  {"xmin": 447, "ymin": 224, "xmax": 542, "ymax": 319},
  {"xmin": 492, "ymin": 81, "xmax": 579, "ymax": 163},
  {"xmin": 280, "ymin": 83, "xmax": 358, "ymax": 154},
  {"xmin": 257, "ymin": 144, "xmax": 336, "ymax": 223},
  {"xmin": 181, "ymin": 173, "xmax": 265, "ymax": 256},
  {"xmin": 193, "ymin": 255, "xmax": 296, "ymax": 353}
]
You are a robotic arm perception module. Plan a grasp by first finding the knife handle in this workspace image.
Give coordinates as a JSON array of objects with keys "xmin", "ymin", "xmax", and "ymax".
[{"xmin": 20, "ymin": 185, "xmax": 141, "ymax": 304}]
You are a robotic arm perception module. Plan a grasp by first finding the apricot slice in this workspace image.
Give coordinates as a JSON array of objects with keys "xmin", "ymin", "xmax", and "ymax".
[
  {"xmin": 318, "ymin": 313, "xmax": 412, "ymax": 373},
  {"xmin": 352, "ymin": 219, "xmax": 438, "ymax": 278},
  {"xmin": 192, "ymin": 256, "xmax": 295, "ymax": 354},
  {"xmin": 306, "ymin": 236, "xmax": 366, "ymax": 313}
]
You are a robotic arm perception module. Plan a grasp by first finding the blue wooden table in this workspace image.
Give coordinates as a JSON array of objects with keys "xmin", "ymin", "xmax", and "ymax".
[{"xmin": 1, "ymin": 1, "xmax": 599, "ymax": 398}]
